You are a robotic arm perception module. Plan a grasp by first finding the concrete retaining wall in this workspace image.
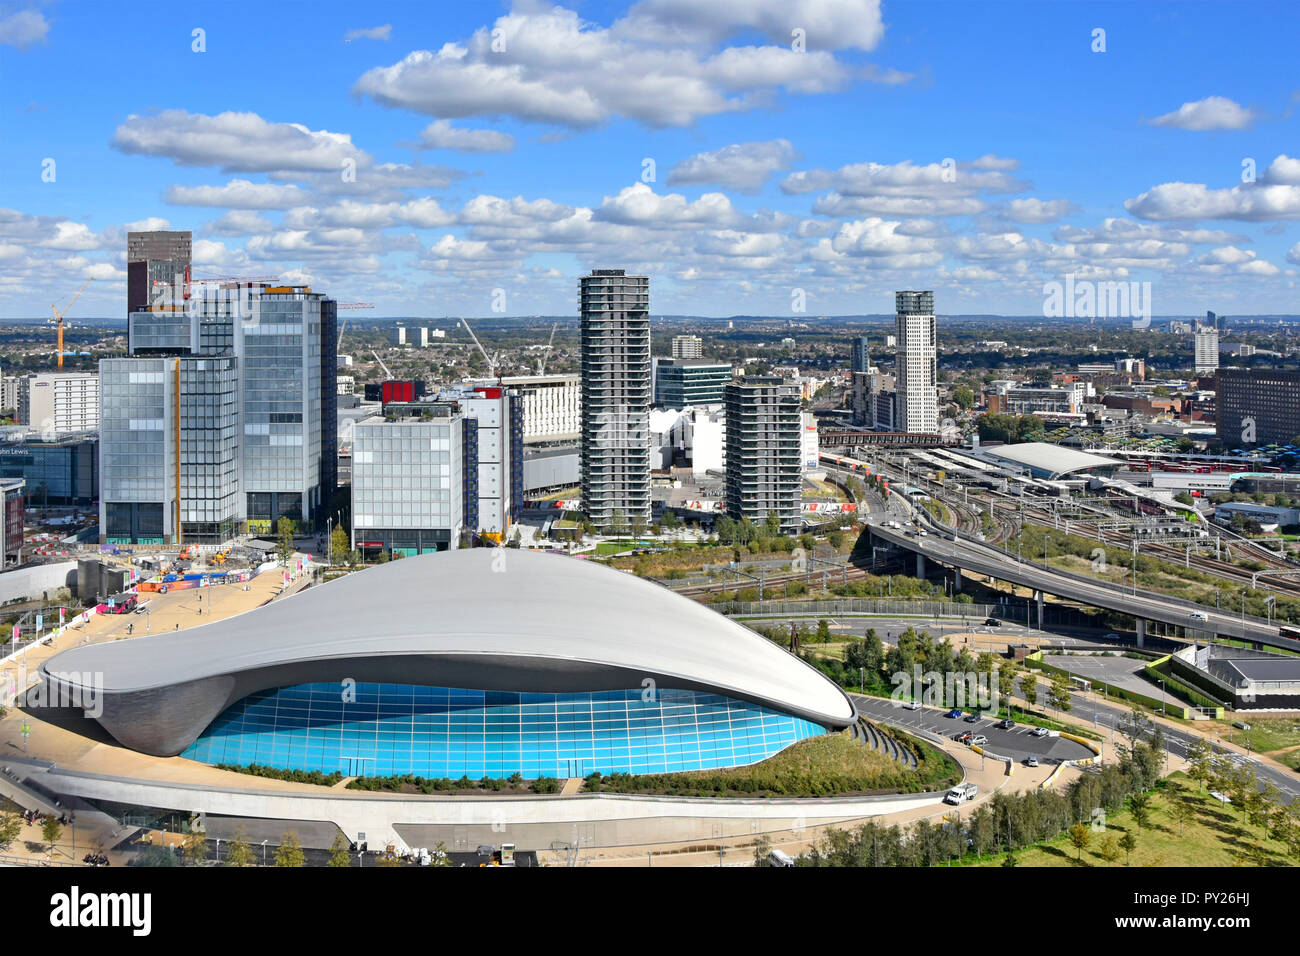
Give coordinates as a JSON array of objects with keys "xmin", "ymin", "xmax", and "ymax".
[
  {"xmin": 39, "ymin": 766, "xmax": 941, "ymax": 854},
  {"xmin": 0, "ymin": 561, "xmax": 76, "ymax": 605}
]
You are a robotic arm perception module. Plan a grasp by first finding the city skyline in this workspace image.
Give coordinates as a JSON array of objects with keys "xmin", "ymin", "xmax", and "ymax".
[{"xmin": 3, "ymin": 1, "xmax": 1300, "ymax": 322}]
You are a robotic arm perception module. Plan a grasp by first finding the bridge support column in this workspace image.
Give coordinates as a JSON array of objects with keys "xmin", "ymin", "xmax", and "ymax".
[
  {"xmin": 1136, "ymin": 619, "xmax": 1146, "ymax": 649},
  {"xmin": 916, "ymin": 553, "xmax": 925, "ymax": 578},
  {"xmin": 954, "ymin": 568, "xmax": 963, "ymax": 592},
  {"xmin": 1034, "ymin": 589, "xmax": 1043, "ymax": 631}
]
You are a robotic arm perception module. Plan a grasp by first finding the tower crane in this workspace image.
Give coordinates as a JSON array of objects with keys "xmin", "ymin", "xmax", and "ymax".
[
  {"xmin": 50, "ymin": 278, "xmax": 93, "ymax": 368},
  {"xmin": 458, "ymin": 316, "xmax": 505, "ymax": 381},
  {"xmin": 535, "ymin": 321, "xmax": 558, "ymax": 375},
  {"xmin": 370, "ymin": 350, "xmax": 393, "ymax": 379}
]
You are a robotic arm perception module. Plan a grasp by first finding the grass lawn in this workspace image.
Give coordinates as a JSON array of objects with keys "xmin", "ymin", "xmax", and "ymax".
[
  {"xmin": 1205, "ymin": 716, "xmax": 1300, "ymax": 754},
  {"xmin": 588, "ymin": 730, "xmax": 959, "ymax": 798},
  {"xmin": 971, "ymin": 773, "xmax": 1295, "ymax": 867}
]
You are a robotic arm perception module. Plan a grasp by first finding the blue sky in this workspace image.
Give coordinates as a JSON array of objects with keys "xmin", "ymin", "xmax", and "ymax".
[{"xmin": 2, "ymin": 0, "xmax": 1299, "ymax": 318}]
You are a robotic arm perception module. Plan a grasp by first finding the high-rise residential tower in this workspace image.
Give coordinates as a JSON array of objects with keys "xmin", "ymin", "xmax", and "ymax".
[
  {"xmin": 671, "ymin": 334, "xmax": 704, "ymax": 359},
  {"xmin": 1195, "ymin": 326, "xmax": 1219, "ymax": 374},
  {"xmin": 579, "ymin": 269, "xmax": 651, "ymax": 531},
  {"xmin": 894, "ymin": 290, "xmax": 938, "ymax": 434},
  {"xmin": 851, "ymin": 336, "xmax": 870, "ymax": 374},
  {"xmin": 724, "ymin": 376, "xmax": 802, "ymax": 535}
]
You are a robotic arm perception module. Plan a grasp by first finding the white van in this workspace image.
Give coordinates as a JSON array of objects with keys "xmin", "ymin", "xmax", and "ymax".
[
  {"xmin": 943, "ymin": 783, "xmax": 978, "ymax": 805},
  {"xmin": 1188, "ymin": 611, "xmax": 1209, "ymax": 623},
  {"xmin": 768, "ymin": 849, "xmax": 795, "ymax": 867}
]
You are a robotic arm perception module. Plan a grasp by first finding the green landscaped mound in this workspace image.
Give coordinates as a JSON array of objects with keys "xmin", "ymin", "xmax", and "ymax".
[
  {"xmin": 213, "ymin": 726, "xmax": 958, "ymax": 799},
  {"xmin": 584, "ymin": 729, "xmax": 960, "ymax": 798}
]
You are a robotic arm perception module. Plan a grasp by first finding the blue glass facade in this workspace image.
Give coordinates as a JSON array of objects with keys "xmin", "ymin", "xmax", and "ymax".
[{"xmin": 182, "ymin": 682, "xmax": 824, "ymax": 778}]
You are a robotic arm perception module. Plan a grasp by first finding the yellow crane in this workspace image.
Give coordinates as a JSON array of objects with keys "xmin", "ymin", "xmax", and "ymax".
[{"xmin": 50, "ymin": 278, "xmax": 93, "ymax": 368}]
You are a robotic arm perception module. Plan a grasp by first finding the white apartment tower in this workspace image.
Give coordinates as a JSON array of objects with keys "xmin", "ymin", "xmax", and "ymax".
[
  {"xmin": 894, "ymin": 290, "xmax": 938, "ymax": 433},
  {"xmin": 671, "ymin": 335, "xmax": 704, "ymax": 359},
  {"xmin": 1194, "ymin": 326, "xmax": 1219, "ymax": 374},
  {"xmin": 580, "ymin": 269, "xmax": 651, "ymax": 531}
]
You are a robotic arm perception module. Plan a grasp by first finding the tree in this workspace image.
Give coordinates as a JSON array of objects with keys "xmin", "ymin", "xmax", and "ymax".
[
  {"xmin": 329, "ymin": 525, "xmax": 349, "ymax": 565},
  {"xmin": 1128, "ymin": 792, "xmax": 1152, "ymax": 834},
  {"xmin": 752, "ymin": 835, "xmax": 773, "ymax": 866},
  {"xmin": 1067, "ymin": 822, "xmax": 1091, "ymax": 862},
  {"xmin": 276, "ymin": 516, "xmax": 295, "ymax": 562},
  {"xmin": 1018, "ymin": 670, "xmax": 1039, "ymax": 710},
  {"xmin": 181, "ymin": 817, "xmax": 207, "ymax": 866},
  {"xmin": 1047, "ymin": 671, "xmax": 1072, "ymax": 714},
  {"xmin": 953, "ymin": 385, "xmax": 975, "ymax": 410},
  {"xmin": 1119, "ymin": 831, "xmax": 1138, "ymax": 865},
  {"xmin": 328, "ymin": 833, "xmax": 352, "ymax": 867},
  {"xmin": 997, "ymin": 665, "xmax": 1016, "ymax": 714},
  {"xmin": 225, "ymin": 829, "xmax": 254, "ymax": 867},
  {"xmin": 1098, "ymin": 833, "xmax": 1121, "ymax": 864},
  {"xmin": 274, "ymin": 831, "xmax": 305, "ymax": 867},
  {"xmin": 828, "ymin": 529, "xmax": 845, "ymax": 549},
  {"xmin": 764, "ymin": 511, "xmax": 782, "ymax": 537},
  {"xmin": 41, "ymin": 815, "xmax": 61, "ymax": 852},
  {"xmin": 1169, "ymin": 798, "xmax": 1196, "ymax": 837},
  {"xmin": 609, "ymin": 509, "xmax": 628, "ymax": 539},
  {"xmin": 660, "ymin": 509, "xmax": 679, "ymax": 531},
  {"xmin": 0, "ymin": 812, "xmax": 20, "ymax": 854}
]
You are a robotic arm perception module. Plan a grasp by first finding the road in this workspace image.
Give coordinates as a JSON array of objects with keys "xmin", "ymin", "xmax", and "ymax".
[
  {"xmin": 1060, "ymin": 688, "xmax": 1299, "ymax": 803},
  {"xmin": 867, "ymin": 519, "xmax": 1298, "ymax": 652}
]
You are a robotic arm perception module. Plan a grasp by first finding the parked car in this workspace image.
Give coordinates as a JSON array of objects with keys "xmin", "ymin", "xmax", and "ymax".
[
  {"xmin": 970, "ymin": 734, "xmax": 988, "ymax": 746},
  {"xmin": 901, "ymin": 700, "xmax": 922, "ymax": 711},
  {"xmin": 946, "ymin": 708, "xmax": 963, "ymax": 718},
  {"xmin": 996, "ymin": 719, "xmax": 1016, "ymax": 730},
  {"xmin": 1025, "ymin": 756, "xmax": 1039, "ymax": 767},
  {"xmin": 1030, "ymin": 726, "xmax": 1050, "ymax": 737},
  {"xmin": 963, "ymin": 712, "xmax": 981, "ymax": 723},
  {"xmin": 984, "ymin": 618, "xmax": 1000, "ymax": 627},
  {"xmin": 956, "ymin": 731, "xmax": 975, "ymax": 743}
]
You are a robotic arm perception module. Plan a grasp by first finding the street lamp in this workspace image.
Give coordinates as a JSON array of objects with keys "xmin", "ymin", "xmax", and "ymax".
[{"xmin": 261, "ymin": 839, "xmax": 268, "ymax": 866}]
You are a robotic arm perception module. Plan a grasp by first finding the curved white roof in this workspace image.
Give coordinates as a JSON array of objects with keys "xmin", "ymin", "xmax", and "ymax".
[{"xmin": 45, "ymin": 549, "xmax": 854, "ymax": 727}]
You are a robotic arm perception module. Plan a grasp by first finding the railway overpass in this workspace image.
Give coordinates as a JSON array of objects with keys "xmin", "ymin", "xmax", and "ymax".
[{"xmin": 864, "ymin": 520, "xmax": 1300, "ymax": 654}]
